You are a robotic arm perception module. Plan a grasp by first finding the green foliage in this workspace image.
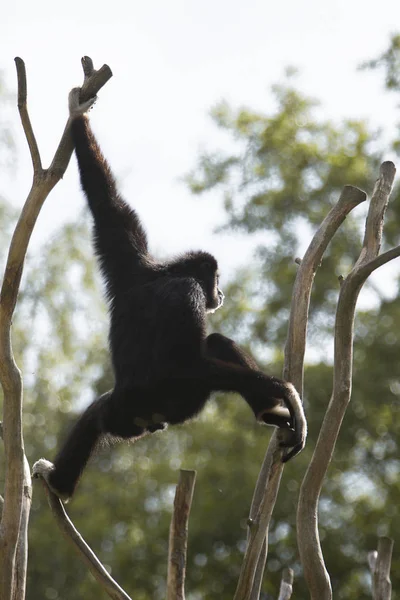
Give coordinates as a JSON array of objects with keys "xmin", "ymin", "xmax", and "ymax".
[
  {"xmin": 187, "ymin": 74, "xmax": 381, "ymax": 350},
  {"xmin": 361, "ymin": 33, "xmax": 400, "ymax": 91},
  {"xmin": 360, "ymin": 35, "xmax": 400, "ymax": 249}
]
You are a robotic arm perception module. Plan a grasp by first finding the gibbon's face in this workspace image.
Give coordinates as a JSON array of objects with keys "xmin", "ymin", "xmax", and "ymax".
[
  {"xmin": 206, "ymin": 272, "xmax": 224, "ymax": 314},
  {"xmin": 168, "ymin": 251, "xmax": 223, "ymax": 313}
]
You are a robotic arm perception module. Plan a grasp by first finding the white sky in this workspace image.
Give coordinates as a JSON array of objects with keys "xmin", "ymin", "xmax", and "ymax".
[{"xmin": 2, "ymin": 0, "xmax": 400, "ymax": 282}]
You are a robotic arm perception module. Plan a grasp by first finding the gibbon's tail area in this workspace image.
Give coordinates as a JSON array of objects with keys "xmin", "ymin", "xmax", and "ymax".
[{"xmin": 48, "ymin": 392, "xmax": 111, "ymax": 499}]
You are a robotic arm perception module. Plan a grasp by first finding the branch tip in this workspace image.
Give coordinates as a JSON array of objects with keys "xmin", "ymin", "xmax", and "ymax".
[
  {"xmin": 380, "ymin": 160, "xmax": 396, "ymax": 180},
  {"xmin": 14, "ymin": 57, "xmax": 27, "ymax": 107},
  {"xmin": 278, "ymin": 567, "xmax": 294, "ymax": 600},
  {"xmin": 340, "ymin": 184, "xmax": 367, "ymax": 206},
  {"xmin": 81, "ymin": 56, "xmax": 94, "ymax": 78}
]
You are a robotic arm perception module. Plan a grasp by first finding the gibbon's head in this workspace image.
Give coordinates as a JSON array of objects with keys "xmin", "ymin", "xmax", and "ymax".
[{"xmin": 168, "ymin": 251, "xmax": 224, "ymax": 313}]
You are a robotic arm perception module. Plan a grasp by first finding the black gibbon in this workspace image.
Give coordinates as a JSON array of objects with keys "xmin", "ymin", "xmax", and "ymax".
[{"xmin": 33, "ymin": 88, "xmax": 306, "ymax": 501}]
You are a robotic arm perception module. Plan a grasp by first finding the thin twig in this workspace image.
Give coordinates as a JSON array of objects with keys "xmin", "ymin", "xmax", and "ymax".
[
  {"xmin": 277, "ymin": 568, "xmax": 294, "ymax": 600},
  {"xmin": 283, "ymin": 184, "xmax": 367, "ymax": 390},
  {"xmin": 14, "ymin": 57, "xmax": 42, "ymax": 174},
  {"xmin": 167, "ymin": 470, "xmax": 197, "ymax": 600},
  {"xmin": 297, "ymin": 162, "xmax": 397, "ymax": 600},
  {"xmin": 13, "ymin": 455, "xmax": 32, "ymax": 600},
  {"xmin": 38, "ymin": 478, "xmax": 131, "ymax": 600},
  {"xmin": 370, "ymin": 537, "xmax": 394, "ymax": 600},
  {"xmin": 355, "ymin": 244, "xmax": 400, "ymax": 281},
  {"xmin": 234, "ymin": 446, "xmax": 283, "ymax": 600}
]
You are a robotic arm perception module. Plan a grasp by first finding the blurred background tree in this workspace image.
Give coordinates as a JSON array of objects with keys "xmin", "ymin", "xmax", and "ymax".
[{"xmin": 1, "ymin": 36, "xmax": 400, "ymax": 600}]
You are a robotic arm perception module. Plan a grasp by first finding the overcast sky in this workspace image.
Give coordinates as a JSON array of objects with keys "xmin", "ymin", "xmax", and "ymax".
[{"xmin": 2, "ymin": 0, "xmax": 400, "ymax": 280}]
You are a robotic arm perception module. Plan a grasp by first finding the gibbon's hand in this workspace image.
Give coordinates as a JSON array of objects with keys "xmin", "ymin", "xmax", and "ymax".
[{"xmin": 68, "ymin": 87, "xmax": 97, "ymax": 119}]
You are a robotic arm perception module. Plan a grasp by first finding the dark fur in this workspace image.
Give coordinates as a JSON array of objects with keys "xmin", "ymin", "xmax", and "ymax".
[{"xmin": 48, "ymin": 113, "xmax": 306, "ymax": 500}]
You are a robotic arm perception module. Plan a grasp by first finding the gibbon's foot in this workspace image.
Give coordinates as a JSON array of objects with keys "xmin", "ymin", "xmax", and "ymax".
[
  {"xmin": 279, "ymin": 429, "xmax": 305, "ymax": 463},
  {"xmin": 257, "ymin": 407, "xmax": 304, "ymax": 462},
  {"xmin": 68, "ymin": 87, "xmax": 97, "ymax": 118},
  {"xmin": 147, "ymin": 422, "xmax": 168, "ymax": 433},
  {"xmin": 32, "ymin": 458, "xmax": 70, "ymax": 503}
]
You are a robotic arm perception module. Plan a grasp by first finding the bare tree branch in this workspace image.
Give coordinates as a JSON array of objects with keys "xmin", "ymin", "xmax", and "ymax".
[
  {"xmin": 13, "ymin": 455, "xmax": 32, "ymax": 600},
  {"xmin": 35, "ymin": 476, "xmax": 131, "ymax": 600},
  {"xmin": 283, "ymin": 185, "xmax": 367, "ymax": 390},
  {"xmin": 235, "ymin": 185, "xmax": 366, "ymax": 600},
  {"xmin": 234, "ymin": 445, "xmax": 283, "ymax": 600},
  {"xmin": 361, "ymin": 162, "xmax": 395, "ymax": 261},
  {"xmin": 355, "ymin": 244, "xmax": 400, "ymax": 281},
  {"xmin": 0, "ymin": 56, "xmax": 112, "ymax": 600},
  {"xmin": 297, "ymin": 162, "xmax": 397, "ymax": 600},
  {"xmin": 370, "ymin": 537, "xmax": 394, "ymax": 600},
  {"xmin": 277, "ymin": 568, "xmax": 294, "ymax": 600},
  {"xmin": 167, "ymin": 470, "xmax": 197, "ymax": 600},
  {"xmin": 14, "ymin": 58, "xmax": 42, "ymax": 174}
]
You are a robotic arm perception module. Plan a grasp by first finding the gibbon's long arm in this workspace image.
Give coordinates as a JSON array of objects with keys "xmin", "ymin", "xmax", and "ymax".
[{"xmin": 71, "ymin": 116, "xmax": 149, "ymax": 294}]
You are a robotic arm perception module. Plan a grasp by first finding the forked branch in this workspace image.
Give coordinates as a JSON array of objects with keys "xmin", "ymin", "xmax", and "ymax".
[
  {"xmin": 0, "ymin": 56, "xmax": 112, "ymax": 600},
  {"xmin": 234, "ymin": 185, "xmax": 366, "ymax": 600},
  {"xmin": 297, "ymin": 162, "xmax": 397, "ymax": 600}
]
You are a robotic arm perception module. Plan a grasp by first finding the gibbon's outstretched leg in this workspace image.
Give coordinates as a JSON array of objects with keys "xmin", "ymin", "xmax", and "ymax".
[
  {"xmin": 38, "ymin": 392, "xmax": 114, "ymax": 500},
  {"xmin": 163, "ymin": 333, "xmax": 303, "ymax": 443},
  {"xmin": 204, "ymin": 333, "xmax": 306, "ymax": 458},
  {"xmin": 34, "ymin": 391, "xmax": 149, "ymax": 501},
  {"xmin": 205, "ymin": 333, "xmax": 290, "ymax": 426},
  {"xmin": 34, "ymin": 388, "xmax": 162, "ymax": 501}
]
